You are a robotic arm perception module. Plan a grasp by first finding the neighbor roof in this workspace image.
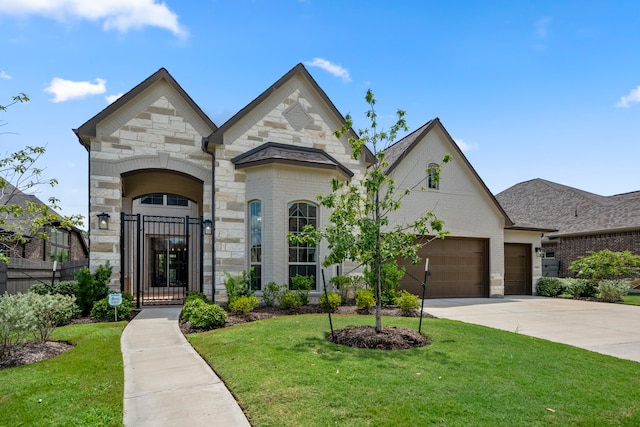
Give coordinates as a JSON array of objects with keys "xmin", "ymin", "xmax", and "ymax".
[
  {"xmin": 496, "ymin": 178, "xmax": 640, "ymax": 236},
  {"xmin": 231, "ymin": 142, "xmax": 354, "ymax": 178}
]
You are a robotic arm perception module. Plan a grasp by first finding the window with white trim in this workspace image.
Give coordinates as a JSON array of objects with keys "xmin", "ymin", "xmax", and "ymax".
[
  {"xmin": 288, "ymin": 201, "xmax": 317, "ymax": 290},
  {"xmin": 427, "ymin": 163, "xmax": 440, "ymax": 190},
  {"xmin": 249, "ymin": 200, "xmax": 262, "ymax": 290}
]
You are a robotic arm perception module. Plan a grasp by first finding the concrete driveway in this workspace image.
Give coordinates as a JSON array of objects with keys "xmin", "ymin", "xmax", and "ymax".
[{"xmin": 422, "ymin": 296, "xmax": 640, "ymax": 363}]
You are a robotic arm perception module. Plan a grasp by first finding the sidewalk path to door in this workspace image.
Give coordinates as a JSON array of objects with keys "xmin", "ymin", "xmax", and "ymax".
[
  {"xmin": 422, "ymin": 296, "xmax": 640, "ymax": 363},
  {"xmin": 121, "ymin": 308, "xmax": 251, "ymax": 427}
]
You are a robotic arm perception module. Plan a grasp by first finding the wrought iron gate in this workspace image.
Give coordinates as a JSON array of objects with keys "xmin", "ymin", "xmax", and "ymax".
[{"xmin": 121, "ymin": 213, "xmax": 204, "ymax": 307}]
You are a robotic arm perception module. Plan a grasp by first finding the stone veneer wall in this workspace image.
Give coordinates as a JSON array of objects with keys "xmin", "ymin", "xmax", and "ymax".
[
  {"xmin": 213, "ymin": 76, "xmax": 367, "ymax": 298},
  {"xmin": 89, "ymin": 90, "xmax": 214, "ymax": 293},
  {"xmin": 554, "ymin": 230, "xmax": 640, "ymax": 277}
]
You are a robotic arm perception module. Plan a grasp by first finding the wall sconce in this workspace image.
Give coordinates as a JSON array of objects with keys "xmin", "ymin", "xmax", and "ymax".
[
  {"xmin": 535, "ymin": 247, "xmax": 545, "ymax": 258},
  {"xmin": 97, "ymin": 212, "xmax": 110, "ymax": 230},
  {"xmin": 203, "ymin": 219, "xmax": 213, "ymax": 235}
]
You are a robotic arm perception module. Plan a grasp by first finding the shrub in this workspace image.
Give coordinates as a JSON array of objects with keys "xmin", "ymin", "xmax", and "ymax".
[
  {"xmin": 262, "ymin": 282, "xmax": 284, "ymax": 307},
  {"xmin": 224, "ymin": 270, "xmax": 253, "ymax": 303},
  {"xmin": 330, "ymin": 275, "xmax": 354, "ymax": 305},
  {"xmin": 29, "ymin": 280, "xmax": 78, "ymax": 297},
  {"xmin": 228, "ymin": 295, "xmax": 260, "ymax": 315},
  {"xmin": 0, "ymin": 293, "xmax": 37, "ymax": 355},
  {"xmin": 364, "ymin": 262, "xmax": 405, "ymax": 305},
  {"xmin": 74, "ymin": 262, "xmax": 112, "ymax": 315},
  {"xmin": 187, "ymin": 302, "xmax": 227, "ymax": 329},
  {"xmin": 182, "ymin": 298, "xmax": 203, "ymax": 321},
  {"xmin": 279, "ymin": 290, "xmax": 302, "ymax": 309},
  {"xmin": 356, "ymin": 288, "xmax": 375, "ymax": 310},
  {"xmin": 395, "ymin": 290, "xmax": 420, "ymax": 314},
  {"xmin": 291, "ymin": 274, "xmax": 313, "ymax": 306},
  {"xmin": 184, "ymin": 291, "xmax": 208, "ymax": 305},
  {"xmin": 569, "ymin": 249, "xmax": 640, "ymax": 280},
  {"xmin": 560, "ymin": 278, "xmax": 597, "ymax": 298},
  {"xmin": 598, "ymin": 280, "xmax": 631, "ymax": 302},
  {"xmin": 536, "ymin": 277, "xmax": 564, "ymax": 297},
  {"xmin": 319, "ymin": 291, "xmax": 341, "ymax": 312},
  {"xmin": 90, "ymin": 293, "xmax": 134, "ymax": 321}
]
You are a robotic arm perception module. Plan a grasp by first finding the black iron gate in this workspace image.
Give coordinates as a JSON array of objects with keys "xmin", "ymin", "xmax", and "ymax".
[{"xmin": 121, "ymin": 213, "xmax": 204, "ymax": 307}]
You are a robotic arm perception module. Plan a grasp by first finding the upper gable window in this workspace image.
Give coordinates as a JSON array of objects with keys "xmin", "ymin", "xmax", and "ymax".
[{"xmin": 427, "ymin": 163, "xmax": 440, "ymax": 190}]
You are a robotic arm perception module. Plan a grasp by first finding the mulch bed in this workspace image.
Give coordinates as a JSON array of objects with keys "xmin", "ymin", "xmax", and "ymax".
[{"xmin": 0, "ymin": 341, "xmax": 75, "ymax": 370}]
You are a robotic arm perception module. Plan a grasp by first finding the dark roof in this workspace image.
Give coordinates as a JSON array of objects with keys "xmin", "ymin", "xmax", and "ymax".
[
  {"xmin": 496, "ymin": 178, "xmax": 640, "ymax": 236},
  {"xmin": 204, "ymin": 63, "xmax": 376, "ymax": 165},
  {"xmin": 74, "ymin": 68, "xmax": 217, "ymax": 149},
  {"xmin": 0, "ymin": 180, "xmax": 86, "ymax": 244},
  {"xmin": 384, "ymin": 118, "xmax": 514, "ymax": 227},
  {"xmin": 231, "ymin": 142, "xmax": 354, "ymax": 178}
]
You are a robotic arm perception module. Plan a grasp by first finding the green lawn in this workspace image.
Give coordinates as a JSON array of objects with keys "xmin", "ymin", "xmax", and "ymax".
[
  {"xmin": 189, "ymin": 314, "xmax": 640, "ymax": 427},
  {"xmin": 621, "ymin": 293, "xmax": 640, "ymax": 306},
  {"xmin": 0, "ymin": 321, "xmax": 126, "ymax": 427}
]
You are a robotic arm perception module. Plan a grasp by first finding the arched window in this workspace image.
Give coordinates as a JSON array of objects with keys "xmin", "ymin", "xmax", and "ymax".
[
  {"xmin": 249, "ymin": 200, "xmax": 262, "ymax": 290},
  {"xmin": 288, "ymin": 201, "xmax": 317, "ymax": 290},
  {"xmin": 427, "ymin": 163, "xmax": 440, "ymax": 190}
]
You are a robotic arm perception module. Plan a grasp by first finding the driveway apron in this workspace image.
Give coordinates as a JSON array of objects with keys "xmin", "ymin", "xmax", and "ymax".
[
  {"xmin": 422, "ymin": 296, "xmax": 640, "ymax": 363},
  {"xmin": 121, "ymin": 308, "xmax": 251, "ymax": 427}
]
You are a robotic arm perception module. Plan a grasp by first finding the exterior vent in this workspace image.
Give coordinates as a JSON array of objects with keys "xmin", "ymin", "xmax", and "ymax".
[{"xmin": 283, "ymin": 101, "xmax": 312, "ymax": 131}]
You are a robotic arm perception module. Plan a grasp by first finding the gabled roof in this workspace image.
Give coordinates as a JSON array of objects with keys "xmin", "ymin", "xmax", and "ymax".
[
  {"xmin": 384, "ymin": 118, "xmax": 514, "ymax": 227},
  {"xmin": 231, "ymin": 142, "xmax": 354, "ymax": 178},
  {"xmin": 204, "ymin": 63, "xmax": 376, "ymax": 165},
  {"xmin": 74, "ymin": 68, "xmax": 217, "ymax": 149},
  {"xmin": 496, "ymin": 178, "xmax": 640, "ymax": 236}
]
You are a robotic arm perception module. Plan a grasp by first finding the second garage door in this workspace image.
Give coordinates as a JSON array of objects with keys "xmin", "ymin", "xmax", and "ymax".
[{"xmin": 398, "ymin": 236, "xmax": 489, "ymax": 298}]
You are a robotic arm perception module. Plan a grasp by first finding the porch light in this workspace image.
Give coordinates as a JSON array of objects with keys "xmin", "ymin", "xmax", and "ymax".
[
  {"xmin": 97, "ymin": 212, "xmax": 110, "ymax": 230},
  {"xmin": 535, "ymin": 247, "xmax": 545, "ymax": 258},
  {"xmin": 203, "ymin": 219, "xmax": 213, "ymax": 235}
]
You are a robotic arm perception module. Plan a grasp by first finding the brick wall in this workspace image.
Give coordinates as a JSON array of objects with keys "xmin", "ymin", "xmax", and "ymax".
[{"xmin": 555, "ymin": 230, "xmax": 640, "ymax": 277}]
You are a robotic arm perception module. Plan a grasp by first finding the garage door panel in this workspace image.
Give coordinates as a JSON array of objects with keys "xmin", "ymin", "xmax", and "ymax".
[{"xmin": 399, "ymin": 237, "xmax": 489, "ymax": 298}]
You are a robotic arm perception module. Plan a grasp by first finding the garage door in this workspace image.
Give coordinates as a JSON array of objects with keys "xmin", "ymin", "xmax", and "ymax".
[
  {"xmin": 504, "ymin": 243, "xmax": 532, "ymax": 295},
  {"xmin": 398, "ymin": 237, "xmax": 489, "ymax": 298}
]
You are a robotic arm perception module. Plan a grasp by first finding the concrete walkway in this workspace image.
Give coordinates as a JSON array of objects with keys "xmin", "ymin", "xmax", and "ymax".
[
  {"xmin": 121, "ymin": 308, "xmax": 251, "ymax": 427},
  {"xmin": 422, "ymin": 296, "xmax": 640, "ymax": 363}
]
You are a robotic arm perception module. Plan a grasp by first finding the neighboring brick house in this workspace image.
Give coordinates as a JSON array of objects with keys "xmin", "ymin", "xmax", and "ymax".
[
  {"xmin": 0, "ymin": 181, "xmax": 88, "ymax": 293},
  {"xmin": 74, "ymin": 64, "xmax": 545, "ymax": 306},
  {"xmin": 496, "ymin": 178, "xmax": 640, "ymax": 277}
]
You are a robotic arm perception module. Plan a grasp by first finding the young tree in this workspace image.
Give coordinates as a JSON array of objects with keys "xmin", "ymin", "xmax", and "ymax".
[
  {"xmin": 0, "ymin": 94, "xmax": 84, "ymax": 263},
  {"xmin": 290, "ymin": 90, "xmax": 450, "ymax": 332}
]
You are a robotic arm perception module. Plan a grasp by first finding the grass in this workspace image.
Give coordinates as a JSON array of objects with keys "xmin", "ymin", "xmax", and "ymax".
[
  {"xmin": 189, "ymin": 314, "xmax": 640, "ymax": 427},
  {"xmin": 621, "ymin": 293, "xmax": 640, "ymax": 306},
  {"xmin": 0, "ymin": 321, "xmax": 126, "ymax": 427}
]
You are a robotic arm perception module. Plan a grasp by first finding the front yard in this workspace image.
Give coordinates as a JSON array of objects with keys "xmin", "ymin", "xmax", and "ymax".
[{"xmin": 189, "ymin": 314, "xmax": 640, "ymax": 426}]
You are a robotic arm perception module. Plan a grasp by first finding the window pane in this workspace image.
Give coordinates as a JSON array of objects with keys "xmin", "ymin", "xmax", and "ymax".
[
  {"xmin": 167, "ymin": 195, "xmax": 189, "ymax": 206},
  {"xmin": 140, "ymin": 194, "xmax": 164, "ymax": 205}
]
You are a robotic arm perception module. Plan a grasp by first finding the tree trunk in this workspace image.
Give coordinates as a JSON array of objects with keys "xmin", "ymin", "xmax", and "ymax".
[{"xmin": 375, "ymin": 189, "xmax": 382, "ymax": 333}]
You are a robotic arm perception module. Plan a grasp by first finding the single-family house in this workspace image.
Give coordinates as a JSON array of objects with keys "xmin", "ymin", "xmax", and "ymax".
[
  {"xmin": 497, "ymin": 178, "xmax": 640, "ymax": 277},
  {"xmin": 0, "ymin": 181, "xmax": 88, "ymax": 294},
  {"xmin": 74, "ymin": 64, "xmax": 545, "ymax": 306}
]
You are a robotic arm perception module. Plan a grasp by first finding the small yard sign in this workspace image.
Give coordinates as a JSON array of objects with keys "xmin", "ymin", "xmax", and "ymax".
[{"xmin": 108, "ymin": 293, "xmax": 122, "ymax": 307}]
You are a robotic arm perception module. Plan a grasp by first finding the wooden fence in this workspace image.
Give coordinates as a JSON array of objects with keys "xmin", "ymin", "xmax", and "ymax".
[{"xmin": 0, "ymin": 259, "xmax": 88, "ymax": 295}]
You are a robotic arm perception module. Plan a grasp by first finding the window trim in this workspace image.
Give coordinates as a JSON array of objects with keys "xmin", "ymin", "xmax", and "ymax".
[
  {"xmin": 249, "ymin": 200, "xmax": 262, "ymax": 290},
  {"xmin": 287, "ymin": 201, "xmax": 318, "ymax": 290},
  {"xmin": 427, "ymin": 162, "xmax": 440, "ymax": 190}
]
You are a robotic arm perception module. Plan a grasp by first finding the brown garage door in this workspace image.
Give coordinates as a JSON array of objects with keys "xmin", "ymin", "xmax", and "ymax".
[
  {"xmin": 398, "ymin": 237, "xmax": 489, "ymax": 298},
  {"xmin": 504, "ymin": 243, "xmax": 532, "ymax": 295}
]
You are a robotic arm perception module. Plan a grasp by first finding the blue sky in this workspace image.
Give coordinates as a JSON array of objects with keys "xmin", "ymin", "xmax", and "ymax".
[{"xmin": 1, "ymin": 0, "xmax": 639, "ymax": 225}]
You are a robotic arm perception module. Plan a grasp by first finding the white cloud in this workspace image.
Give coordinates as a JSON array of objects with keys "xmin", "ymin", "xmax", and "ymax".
[
  {"xmin": 0, "ymin": 70, "xmax": 10, "ymax": 79},
  {"xmin": 45, "ymin": 77, "xmax": 106, "ymax": 103},
  {"xmin": 305, "ymin": 58, "xmax": 351, "ymax": 82},
  {"xmin": 106, "ymin": 93, "xmax": 123, "ymax": 104},
  {"xmin": 454, "ymin": 138, "xmax": 478, "ymax": 153},
  {"xmin": 0, "ymin": 0, "xmax": 187, "ymax": 38},
  {"xmin": 615, "ymin": 85, "xmax": 640, "ymax": 108}
]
